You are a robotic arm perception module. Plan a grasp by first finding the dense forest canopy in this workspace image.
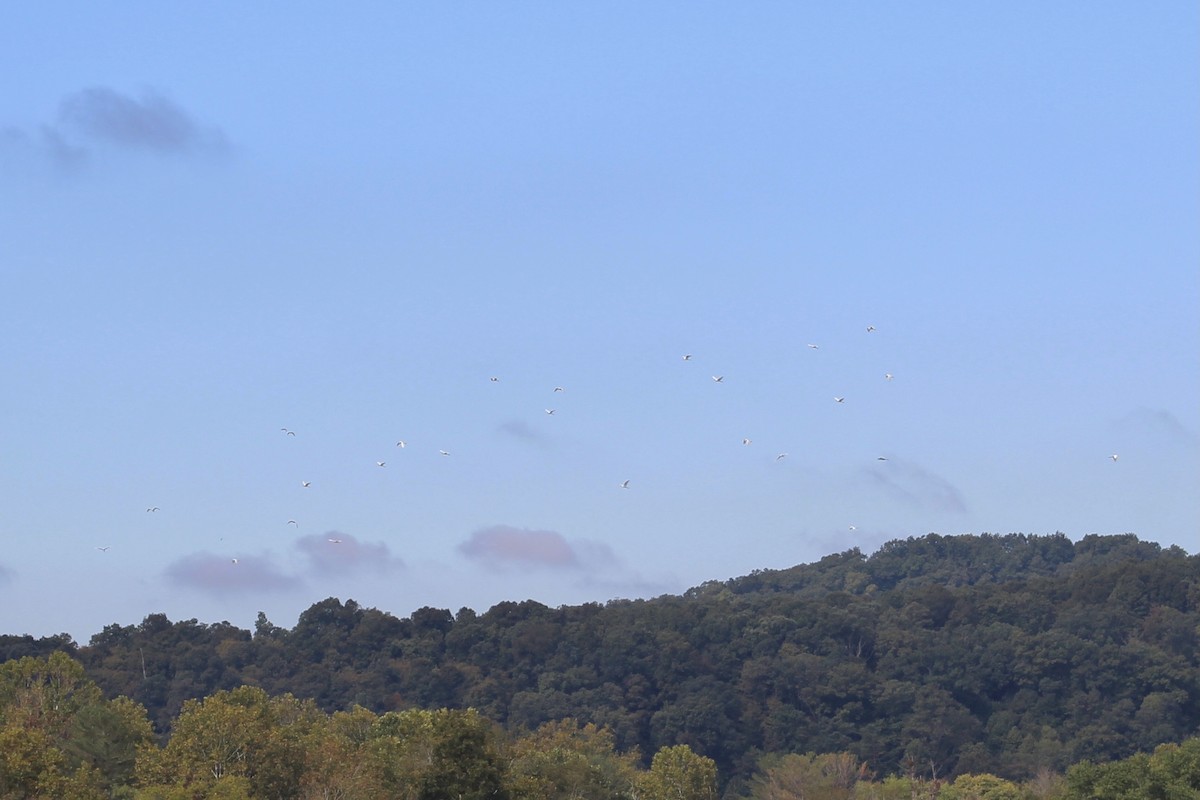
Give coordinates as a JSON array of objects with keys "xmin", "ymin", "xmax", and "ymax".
[{"xmin": 2, "ymin": 532, "xmax": 1197, "ymax": 796}]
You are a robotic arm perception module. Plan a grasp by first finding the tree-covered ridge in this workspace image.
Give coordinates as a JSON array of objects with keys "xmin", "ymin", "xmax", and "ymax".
[
  {"xmin": 2, "ymin": 532, "xmax": 1197, "ymax": 790},
  {"xmin": 2, "ymin": 650, "xmax": 1197, "ymax": 799}
]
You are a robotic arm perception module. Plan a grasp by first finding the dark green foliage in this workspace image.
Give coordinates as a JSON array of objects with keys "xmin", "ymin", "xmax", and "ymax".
[{"xmin": 4, "ymin": 533, "xmax": 1197, "ymax": 789}]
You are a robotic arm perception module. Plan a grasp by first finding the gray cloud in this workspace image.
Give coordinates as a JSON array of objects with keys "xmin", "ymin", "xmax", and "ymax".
[
  {"xmin": 58, "ymin": 87, "xmax": 228, "ymax": 153},
  {"xmin": 165, "ymin": 552, "xmax": 301, "ymax": 594},
  {"xmin": 578, "ymin": 570, "xmax": 678, "ymax": 600},
  {"xmin": 459, "ymin": 525, "xmax": 618, "ymax": 571},
  {"xmin": 1113, "ymin": 408, "xmax": 1200, "ymax": 451},
  {"xmin": 497, "ymin": 419, "xmax": 549, "ymax": 446},
  {"xmin": 296, "ymin": 533, "xmax": 405, "ymax": 577},
  {"xmin": 2, "ymin": 87, "xmax": 229, "ymax": 170},
  {"xmin": 862, "ymin": 459, "xmax": 967, "ymax": 514}
]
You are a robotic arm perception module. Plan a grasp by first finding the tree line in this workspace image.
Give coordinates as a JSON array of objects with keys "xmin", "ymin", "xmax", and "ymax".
[
  {"xmin": 2, "ymin": 650, "xmax": 1197, "ymax": 799},
  {"xmin": 1, "ymin": 532, "xmax": 1197, "ymax": 795}
]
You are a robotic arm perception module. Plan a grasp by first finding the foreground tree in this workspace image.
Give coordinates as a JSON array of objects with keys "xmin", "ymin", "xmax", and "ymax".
[
  {"xmin": 508, "ymin": 718, "xmax": 641, "ymax": 800},
  {"xmin": 640, "ymin": 745, "xmax": 717, "ymax": 800},
  {"xmin": 135, "ymin": 686, "xmax": 319, "ymax": 799},
  {"xmin": 0, "ymin": 652, "xmax": 148, "ymax": 798}
]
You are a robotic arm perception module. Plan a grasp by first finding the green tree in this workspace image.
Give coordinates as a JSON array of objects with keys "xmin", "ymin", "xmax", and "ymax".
[
  {"xmin": 640, "ymin": 745, "xmax": 717, "ymax": 800},
  {"xmin": 508, "ymin": 718, "xmax": 640, "ymax": 800},
  {"xmin": 747, "ymin": 752, "xmax": 868, "ymax": 800},
  {"xmin": 938, "ymin": 772, "xmax": 1023, "ymax": 800},
  {"xmin": 135, "ymin": 686, "xmax": 315, "ymax": 799}
]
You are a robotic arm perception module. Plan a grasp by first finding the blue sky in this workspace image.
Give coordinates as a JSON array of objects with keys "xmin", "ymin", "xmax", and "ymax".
[{"xmin": 2, "ymin": 3, "xmax": 1196, "ymax": 641}]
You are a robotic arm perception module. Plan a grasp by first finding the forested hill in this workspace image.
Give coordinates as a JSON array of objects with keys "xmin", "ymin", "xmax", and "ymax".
[{"xmin": 3, "ymin": 532, "xmax": 1197, "ymax": 786}]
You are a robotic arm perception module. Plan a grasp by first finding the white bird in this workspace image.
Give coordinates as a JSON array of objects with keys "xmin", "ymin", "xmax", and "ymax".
[
  {"xmin": 376, "ymin": 461, "xmax": 386, "ymax": 467},
  {"xmin": 489, "ymin": 376, "xmax": 499, "ymax": 382},
  {"xmin": 619, "ymin": 480, "xmax": 630, "ymax": 489},
  {"xmin": 231, "ymin": 558, "xmax": 239, "ymax": 565},
  {"xmin": 1110, "ymin": 454, "xmax": 1119, "ymax": 461},
  {"xmin": 553, "ymin": 386, "xmax": 564, "ymax": 393},
  {"xmin": 682, "ymin": 354, "xmax": 693, "ymax": 361},
  {"xmin": 776, "ymin": 453, "xmax": 788, "ymax": 461},
  {"xmin": 712, "ymin": 375, "xmax": 724, "ymax": 383},
  {"xmin": 834, "ymin": 397, "xmax": 845, "ymax": 403},
  {"xmin": 742, "ymin": 438, "xmax": 752, "ymax": 445},
  {"xmin": 396, "ymin": 440, "xmax": 406, "ymax": 448},
  {"xmin": 301, "ymin": 481, "xmax": 311, "ymax": 488},
  {"xmin": 545, "ymin": 408, "xmax": 556, "ymax": 415},
  {"xmin": 439, "ymin": 450, "xmax": 450, "ymax": 456},
  {"xmin": 884, "ymin": 373, "xmax": 894, "ymax": 381},
  {"xmin": 96, "ymin": 546, "xmax": 110, "ymax": 552},
  {"xmin": 146, "ymin": 507, "xmax": 159, "ymax": 512},
  {"xmin": 807, "ymin": 344, "xmax": 820, "ymax": 349},
  {"xmin": 849, "ymin": 525, "xmax": 857, "ymax": 531},
  {"xmin": 866, "ymin": 325, "xmax": 876, "ymax": 332},
  {"xmin": 328, "ymin": 538, "xmax": 343, "ymax": 544}
]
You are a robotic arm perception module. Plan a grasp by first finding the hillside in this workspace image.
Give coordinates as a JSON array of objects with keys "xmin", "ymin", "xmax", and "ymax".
[{"xmin": 2, "ymin": 532, "xmax": 1196, "ymax": 786}]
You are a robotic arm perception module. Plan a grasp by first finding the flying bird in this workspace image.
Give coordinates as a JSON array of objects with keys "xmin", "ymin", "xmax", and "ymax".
[
  {"xmin": 376, "ymin": 461, "xmax": 386, "ymax": 467},
  {"xmin": 489, "ymin": 376, "xmax": 499, "ymax": 382},
  {"xmin": 619, "ymin": 480, "xmax": 630, "ymax": 489},
  {"xmin": 834, "ymin": 397, "xmax": 845, "ymax": 403},
  {"xmin": 328, "ymin": 538, "xmax": 343, "ymax": 544},
  {"xmin": 682, "ymin": 354, "xmax": 693, "ymax": 361},
  {"xmin": 807, "ymin": 344, "xmax": 820, "ymax": 349},
  {"xmin": 396, "ymin": 440, "xmax": 406, "ymax": 448},
  {"xmin": 545, "ymin": 408, "xmax": 556, "ymax": 415},
  {"xmin": 281, "ymin": 428, "xmax": 295, "ymax": 436},
  {"xmin": 877, "ymin": 457, "xmax": 888, "ymax": 461},
  {"xmin": 742, "ymin": 438, "xmax": 752, "ymax": 445},
  {"xmin": 146, "ymin": 507, "xmax": 159, "ymax": 512},
  {"xmin": 439, "ymin": 450, "xmax": 450, "ymax": 456},
  {"xmin": 866, "ymin": 325, "xmax": 876, "ymax": 332},
  {"xmin": 553, "ymin": 386, "xmax": 564, "ymax": 393},
  {"xmin": 1110, "ymin": 454, "xmax": 1119, "ymax": 461},
  {"xmin": 287, "ymin": 520, "xmax": 298, "ymax": 526},
  {"xmin": 231, "ymin": 558, "xmax": 239, "ymax": 565},
  {"xmin": 301, "ymin": 481, "xmax": 311, "ymax": 488},
  {"xmin": 884, "ymin": 373, "xmax": 894, "ymax": 381},
  {"xmin": 712, "ymin": 375, "xmax": 724, "ymax": 383},
  {"xmin": 776, "ymin": 453, "xmax": 788, "ymax": 461},
  {"xmin": 96, "ymin": 546, "xmax": 110, "ymax": 552}
]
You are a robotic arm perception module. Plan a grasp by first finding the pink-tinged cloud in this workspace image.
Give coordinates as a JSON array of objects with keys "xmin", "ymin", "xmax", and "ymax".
[
  {"xmin": 165, "ymin": 552, "xmax": 300, "ymax": 594},
  {"xmin": 458, "ymin": 525, "xmax": 618, "ymax": 571},
  {"xmin": 295, "ymin": 533, "xmax": 404, "ymax": 576}
]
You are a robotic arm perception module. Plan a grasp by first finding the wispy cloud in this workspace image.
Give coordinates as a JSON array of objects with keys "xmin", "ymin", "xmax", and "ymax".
[
  {"xmin": 2, "ymin": 86, "xmax": 229, "ymax": 171},
  {"xmin": 296, "ymin": 533, "xmax": 405, "ymax": 576},
  {"xmin": 1113, "ymin": 408, "xmax": 1200, "ymax": 451},
  {"xmin": 58, "ymin": 87, "xmax": 228, "ymax": 154},
  {"xmin": 497, "ymin": 419, "xmax": 550, "ymax": 446},
  {"xmin": 578, "ymin": 570, "xmax": 679, "ymax": 601},
  {"xmin": 862, "ymin": 459, "xmax": 967, "ymax": 513},
  {"xmin": 459, "ymin": 525, "xmax": 618, "ymax": 571},
  {"xmin": 165, "ymin": 552, "xmax": 301, "ymax": 594}
]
